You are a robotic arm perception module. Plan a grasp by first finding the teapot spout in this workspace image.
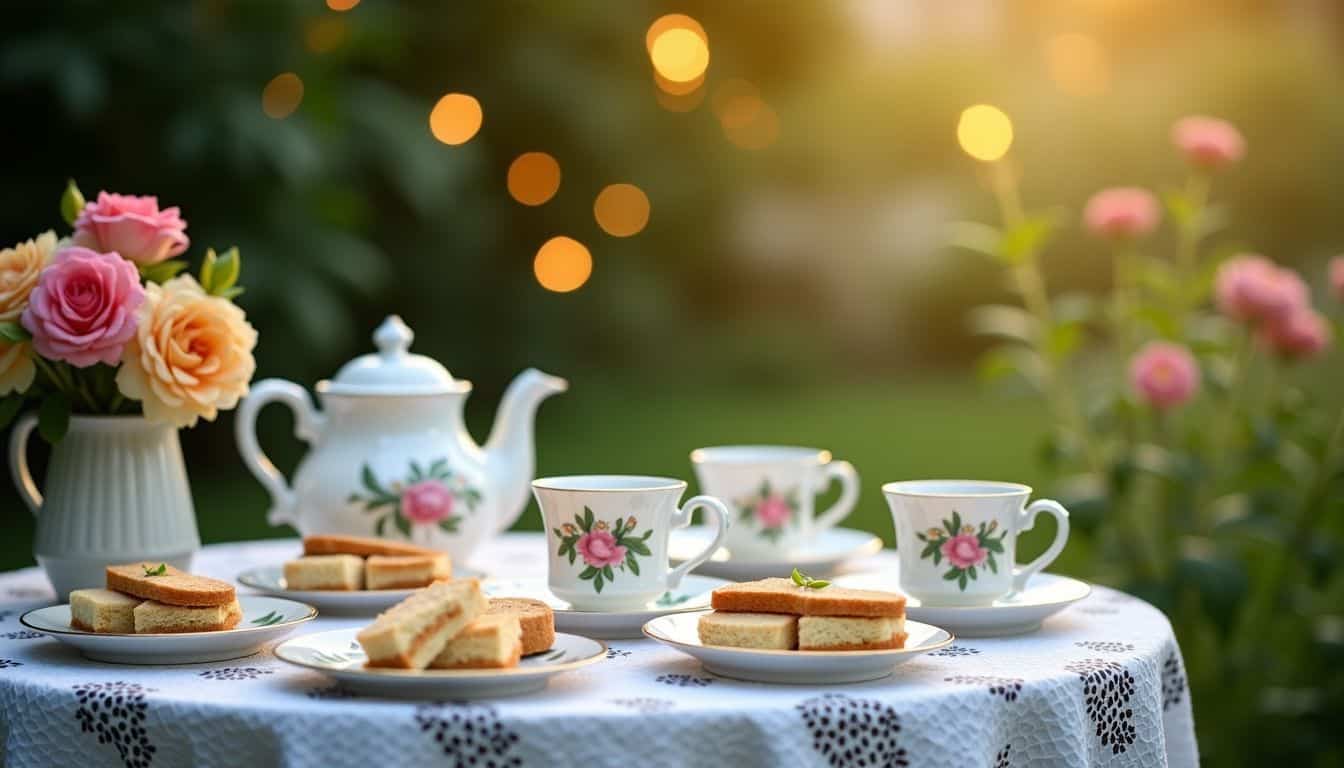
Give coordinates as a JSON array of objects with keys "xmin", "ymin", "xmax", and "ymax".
[{"xmin": 483, "ymin": 368, "xmax": 568, "ymax": 534}]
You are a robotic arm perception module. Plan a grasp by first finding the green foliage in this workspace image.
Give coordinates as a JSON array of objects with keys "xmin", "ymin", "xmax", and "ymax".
[{"xmin": 60, "ymin": 179, "xmax": 84, "ymax": 226}]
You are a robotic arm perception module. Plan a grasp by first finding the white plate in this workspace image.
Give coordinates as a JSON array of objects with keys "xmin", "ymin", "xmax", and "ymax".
[
  {"xmin": 643, "ymin": 611, "xmax": 952, "ymax": 684},
  {"xmin": 481, "ymin": 574, "xmax": 730, "ymax": 639},
  {"xmin": 20, "ymin": 596, "xmax": 317, "ymax": 664},
  {"xmin": 668, "ymin": 526, "xmax": 883, "ymax": 580},
  {"xmin": 236, "ymin": 565, "xmax": 483, "ymax": 615},
  {"xmin": 833, "ymin": 571, "xmax": 1092, "ymax": 637},
  {"xmin": 275, "ymin": 628, "xmax": 605, "ymax": 698}
]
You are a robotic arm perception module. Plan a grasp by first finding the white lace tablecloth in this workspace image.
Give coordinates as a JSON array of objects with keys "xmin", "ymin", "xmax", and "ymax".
[{"xmin": 0, "ymin": 535, "xmax": 1197, "ymax": 768}]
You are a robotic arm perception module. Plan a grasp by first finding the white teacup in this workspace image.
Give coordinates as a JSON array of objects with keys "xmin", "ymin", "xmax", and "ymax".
[
  {"xmin": 690, "ymin": 446, "xmax": 858, "ymax": 560},
  {"xmin": 883, "ymin": 480, "xmax": 1070, "ymax": 607},
  {"xmin": 532, "ymin": 475, "xmax": 730, "ymax": 611}
]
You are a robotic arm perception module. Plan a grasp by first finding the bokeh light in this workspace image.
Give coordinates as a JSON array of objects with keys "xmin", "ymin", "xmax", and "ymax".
[
  {"xmin": 645, "ymin": 14, "xmax": 706, "ymax": 53},
  {"xmin": 534, "ymin": 236, "xmax": 592, "ymax": 292},
  {"xmin": 957, "ymin": 104, "xmax": 1014, "ymax": 162},
  {"xmin": 261, "ymin": 73, "xmax": 304, "ymax": 119},
  {"xmin": 429, "ymin": 93, "xmax": 483, "ymax": 146},
  {"xmin": 507, "ymin": 152, "xmax": 562, "ymax": 206},
  {"xmin": 649, "ymin": 28, "xmax": 710, "ymax": 83},
  {"xmin": 1046, "ymin": 33, "xmax": 1110, "ymax": 96},
  {"xmin": 712, "ymin": 78, "xmax": 760, "ymax": 122},
  {"xmin": 594, "ymin": 184, "xmax": 651, "ymax": 237},
  {"xmin": 305, "ymin": 16, "xmax": 347, "ymax": 53},
  {"xmin": 723, "ymin": 102, "xmax": 779, "ymax": 150},
  {"xmin": 326, "ymin": 0, "xmax": 360, "ymax": 10},
  {"xmin": 653, "ymin": 70, "xmax": 704, "ymax": 97}
]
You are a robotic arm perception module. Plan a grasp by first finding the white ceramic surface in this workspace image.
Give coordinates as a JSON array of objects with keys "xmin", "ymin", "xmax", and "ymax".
[
  {"xmin": 21, "ymin": 596, "xmax": 316, "ymax": 664},
  {"xmin": 643, "ymin": 612, "xmax": 953, "ymax": 684},
  {"xmin": 668, "ymin": 526, "xmax": 882, "ymax": 580},
  {"xmin": 235, "ymin": 564, "xmax": 483, "ymax": 615},
  {"xmin": 883, "ymin": 480, "xmax": 1070, "ymax": 606},
  {"xmin": 482, "ymin": 574, "xmax": 729, "ymax": 639},
  {"xmin": 834, "ymin": 570, "xmax": 1092, "ymax": 636},
  {"xmin": 690, "ymin": 445, "xmax": 859, "ymax": 560},
  {"xmin": 275, "ymin": 628, "xmax": 604, "ymax": 698},
  {"xmin": 532, "ymin": 476, "xmax": 729, "ymax": 611},
  {"xmin": 236, "ymin": 315, "xmax": 566, "ymax": 567},
  {"xmin": 9, "ymin": 415, "xmax": 200, "ymax": 600}
]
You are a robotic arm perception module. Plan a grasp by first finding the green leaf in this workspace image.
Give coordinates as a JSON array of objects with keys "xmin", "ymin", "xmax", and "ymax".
[
  {"xmin": 438, "ymin": 519, "xmax": 456, "ymax": 534},
  {"xmin": 578, "ymin": 566, "xmax": 598, "ymax": 580},
  {"xmin": 361, "ymin": 465, "xmax": 384, "ymax": 496},
  {"xmin": 593, "ymin": 573, "xmax": 604, "ymax": 593},
  {"xmin": 38, "ymin": 392, "xmax": 70, "ymax": 444},
  {"xmin": 932, "ymin": 549, "xmax": 943, "ymax": 565},
  {"xmin": 946, "ymin": 220, "xmax": 1003, "ymax": 261},
  {"xmin": 626, "ymin": 554, "xmax": 640, "ymax": 576},
  {"xmin": 602, "ymin": 565, "xmax": 614, "ymax": 581},
  {"xmin": 967, "ymin": 566, "xmax": 977, "ymax": 579},
  {"xmin": 640, "ymin": 530, "xmax": 653, "ymax": 540},
  {"xmin": 958, "ymin": 571, "xmax": 968, "ymax": 590},
  {"xmin": 393, "ymin": 511, "xmax": 411, "ymax": 538},
  {"xmin": 986, "ymin": 555, "xmax": 999, "ymax": 573},
  {"xmin": 204, "ymin": 246, "xmax": 241, "ymax": 296},
  {"xmin": 920, "ymin": 541, "xmax": 940, "ymax": 560},
  {"xmin": 375, "ymin": 514, "xmax": 389, "ymax": 537},
  {"xmin": 219, "ymin": 286, "xmax": 245, "ymax": 300},
  {"xmin": 1046, "ymin": 322, "xmax": 1082, "ymax": 362},
  {"xmin": 582, "ymin": 507, "xmax": 594, "ymax": 531},
  {"xmin": 0, "ymin": 397, "xmax": 22, "ymax": 430},
  {"xmin": 60, "ymin": 179, "xmax": 85, "ymax": 226},
  {"xmin": 551, "ymin": 528, "xmax": 563, "ymax": 539},
  {"xmin": 915, "ymin": 532, "xmax": 927, "ymax": 542},
  {"xmin": 951, "ymin": 509, "xmax": 962, "ymax": 532},
  {"xmin": 613, "ymin": 517, "xmax": 625, "ymax": 537},
  {"xmin": 139, "ymin": 259, "xmax": 189, "ymax": 285},
  {"xmin": 975, "ymin": 345, "xmax": 1045, "ymax": 390},
  {"xmin": 142, "ymin": 563, "xmax": 168, "ymax": 577},
  {"xmin": 968, "ymin": 304, "xmax": 1038, "ymax": 345},
  {"xmin": 625, "ymin": 539, "xmax": 651, "ymax": 557},
  {"xmin": 567, "ymin": 548, "xmax": 576, "ymax": 565},
  {"xmin": 999, "ymin": 212, "xmax": 1060, "ymax": 266},
  {"xmin": 808, "ymin": 580, "xmax": 830, "ymax": 589},
  {"xmin": 943, "ymin": 568, "xmax": 960, "ymax": 581},
  {"xmin": 791, "ymin": 568, "xmax": 805, "ymax": 586},
  {"xmin": 0, "ymin": 322, "xmax": 31, "ymax": 343}
]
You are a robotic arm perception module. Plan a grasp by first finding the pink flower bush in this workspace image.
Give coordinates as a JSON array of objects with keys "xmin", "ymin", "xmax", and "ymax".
[
  {"xmin": 1261, "ymin": 308, "xmax": 1332, "ymax": 361},
  {"xmin": 1130, "ymin": 341, "xmax": 1201, "ymax": 409},
  {"xmin": 755, "ymin": 495, "xmax": 792, "ymax": 529},
  {"xmin": 1330, "ymin": 257, "xmax": 1344, "ymax": 302},
  {"xmin": 71, "ymin": 192, "xmax": 189, "ymax": 266},
  {"xmin": 401, "ymin": 480, "xmax": 455, "ymax": 524},
  {"xmin": 1214, "ymin": 255, "xmax": 1308, "ymax": 324},
  {"xmin": 1083, "ymin": 187, "xmax": 1160, "ymax": 240},
  {"xmin": 576, "ymin": 530, "xmax": 627, "ymax": 568},
  {"xmin": 21, "ymin": 247, "xmax": 145, "ymax": 367},
  {"xmin": 940, "ymin": 533, "xmax": 988, "ymax": 569},
  {"xmin": 1171, "ymin": 116, "xmax": 1246, "ymax": 170}
]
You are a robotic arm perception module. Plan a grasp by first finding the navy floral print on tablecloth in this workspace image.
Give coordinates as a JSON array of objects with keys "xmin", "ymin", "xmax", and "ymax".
[
  {"xmin": 0, "ymin": 659, "xmax": 22, "ymax": 669},
  {"xmin": 797, "ymin": 693, "xmax": 908, "ymax": 768},
  {"xmin": 655, "ymin": 673, "xmax": 713, "ymax": 687},
  {"xmin": 605, "ymin": 647, "xmax": 631, "ymax": 659},
  {"xmin": 0, "ymin": 610, "xmax": 15, "ymax": 622},
  {"xmin": 1, "ymin": 629, "xmax": 45, "ymax": 640},
  {"xmin": 994, "ymin": 743, "xmax": 1012, "ymax": 768},
  {"xmin": 1162, "ymin": 651, "xmax": 1187, "ymax": 711},
  {"xmin": 73, "ymin": 681, "xmax": 156, "ymax": 768},
  {"xmin": 415, "ymin": 702, "xmax": 521, "ymax": 768},
  {"xmin": 305, "ymin": 685, "xmax": 362, "ymax": 700},
  {"xmin": 929, "ymin": 644, "xmax": 980, "ymax": 657},
  {"xmin": 1065, "ymin": 658, "xmax": 1137, "ymax": 755},
  {"xmin": 609, "ymin": 697, "xmax": 675, "ymax": 713},
  {"xmin": 944, "ymin": 675, "xmax": 1023, "ymax": 702},
  {"xmin": 198, "ymin": 667, "xmax": 273, "ymax": 681},
  {"xmin": 1074, "ymin": 641, "xmax": 1135, "ymax": 653}
]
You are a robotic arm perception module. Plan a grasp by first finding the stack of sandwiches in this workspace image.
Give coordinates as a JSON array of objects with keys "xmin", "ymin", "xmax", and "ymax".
[
  {"xmin": 356, "ymin": 581, "xmax": 556, "ymax": 670},
  {"xmin": 70, "ymin": 563, "xmax": 241, "ymax": 634},
  {"xmin": 698, "ymin": 578, "xmax": 907, "ymax": 651},
  {"xmin": 284, "ymin": 535, "xmax": 451, "ymax": 591}
]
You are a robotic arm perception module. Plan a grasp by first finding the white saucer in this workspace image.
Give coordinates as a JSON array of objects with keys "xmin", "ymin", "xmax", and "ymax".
[
  {"xmin": 643, "ymin": 611, "xmax": 952, "ymax": 684},
  {"xmin": 668, "ymin": 527, "xmax": 882, "ymax": 580},
  {"xmin": 833, "ymin": 571, "xmax": 1091, "ymax": 637},
  {"xmin": 275, "ymin": 628, "xmax": 605, "ymax": 698},
  {"xmin": 481, "ymin": 574, "xmax": 729, "ymax": 639},
  {"xmin": 21, "ymin": 596, "xmax": 317, "ymax": 664},
  {"xmin": 236, "ymin": 565, "xmax": 483, "ymax": 615}
]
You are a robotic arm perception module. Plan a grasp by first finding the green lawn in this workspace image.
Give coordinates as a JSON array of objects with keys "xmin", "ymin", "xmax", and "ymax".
[{"xmin": 1, "ymin": 376, "xmax": 1051, "ymax": 573}]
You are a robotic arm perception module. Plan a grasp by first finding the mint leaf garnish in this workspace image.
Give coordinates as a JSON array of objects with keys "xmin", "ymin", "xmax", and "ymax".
[
  {"xmin": 791, "ymin": 568, "xmax": 829, "ymax": 590},
  {"xmin": 143, "ymin": 563, "xmax": 167, "ymax": 577}
]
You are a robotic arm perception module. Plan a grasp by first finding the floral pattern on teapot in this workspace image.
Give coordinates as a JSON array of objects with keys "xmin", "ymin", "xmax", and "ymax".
[{"xmin": 348, "ymin": 459, "xmax": 484, "ymax": 539}]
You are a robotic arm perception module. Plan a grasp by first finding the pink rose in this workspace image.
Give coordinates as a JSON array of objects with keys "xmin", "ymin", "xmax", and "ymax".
[
  {"xmin": 755, "ymin": 495, "xmax": 791, "ymax": 529},
  {"xmin": 71, "ymin": 192, "xmax": 189, "ymax": 266},
  {"xmin": 1214, "ymin": 255, "xmax": 1307, "ymax": 324},
  {"xmin": 1083, "ymin": 187, "xmax": 1160, "ymax": 241},
  {"xmin": 21, "ymin": 247, "xmax": 144, "ymax": 368},
  {"xmin": 941, "ymin": 533, "xmax": 988, "ymax": 569},
  {"xmin": 576, "ymin": 530, "xmax": 627, "ymax": 568},
  {"xmin": 1330, "ymin": 257, "xmax": 1344, "ymax": 302},
  {"xmin": 401, "ymin": 480, "xmax": 455, "ymax": 524},
  {"xmin": 1129, "ymin": 341, "xmax": 1200, "ymax": 410},
  {"xmin": 1171, "ymin": 116, "xmax": 1245, "ymax": 170},
  {"xmin": 1260, "ymin": 308, "xmax": 1332, "ymax": 361}
]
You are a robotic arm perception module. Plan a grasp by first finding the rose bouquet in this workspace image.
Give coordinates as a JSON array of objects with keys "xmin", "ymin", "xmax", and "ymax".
[{"xmin": 0, "ymin": 181, "xmax": 256, "ymax": 441}]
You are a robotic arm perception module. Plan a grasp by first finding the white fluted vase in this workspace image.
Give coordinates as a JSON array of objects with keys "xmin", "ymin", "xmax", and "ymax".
[{"xmin": 9, "ymin": 414, "xmax": 199, "ymax": 599}]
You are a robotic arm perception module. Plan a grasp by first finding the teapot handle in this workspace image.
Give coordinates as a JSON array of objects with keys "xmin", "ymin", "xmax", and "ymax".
[{"xmin": 235, "ymin": 379, "xmax": 325, "ymax": 529}]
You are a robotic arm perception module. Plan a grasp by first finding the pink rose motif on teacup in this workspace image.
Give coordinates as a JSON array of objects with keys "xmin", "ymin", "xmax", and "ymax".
[
  {"xmin": 941, "ymin": 534, "xmax": 988, "ymax": 569},
  {"xmin": 401, "ymin": 480, "xmax": 455, "ymax": 525},
  {"xmin": 21, "ymin": 247, "xmax": 145, "ymax": 368},
  {"xmin": 577, "ymin": 530, "xmax": 627, "ymax": 568},
  {"xmin": 915, "ymin": 510, "xmax": 1007, "ymax": 591},
  {"xmin": 552, "ymin": 508, "xmax": 652, "ymax": 593},
  {"xmin": 755, "ymin": 495, "xmax": 792, "ymax": 529},
  {"xmin": 735, "ymin": 481, "xmax": 799, "ymax": 544},
  {"xmin": 71, "ymin": 191, "xmax": 189, "ymax": 266}
]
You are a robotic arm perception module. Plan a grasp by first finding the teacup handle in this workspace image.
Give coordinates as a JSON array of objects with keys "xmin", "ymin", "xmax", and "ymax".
[
  {"xmin": 812, "ymin": 460, "xmax": 859, "ymax": 532},
  {"xmin": 1012, "ymin": 498, "xmax": 1070, "ymax": 593},
  {"xmin": 667, "ymin": 495, "xmax": 730, "ymax": 589}
]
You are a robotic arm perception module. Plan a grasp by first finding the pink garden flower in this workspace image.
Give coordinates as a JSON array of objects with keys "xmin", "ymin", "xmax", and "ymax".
[
  {"xmin": 21, "ymin": 247, "xmax": 144, "ymax": 367},
  {"xmin": 755, "ymin": 495, "xmax": 792, "ymax": 529},
  {"xmin": 401, "ymin": 480, "xmax": 455, "ymax": 524},
  {"xmin": 576, "ymin": 530, "xmax": 627, "ymax": 568},
  {"xmin": 1083, "ymin": 187, "xmax": 1160, "ymax": 240},
  {"xmin": 1214, "ymin": 255, "xmax": 1307, "ymax": 324},
  {"xmin": 72, "ymin": 191, "xmax": 189, "ymax": 266},
  {"xmin": 1260, "ymin": 308, "xmax": 1332, "ymax": 361},
  {"xmin": 941, "ymin": 533, "xmax": 988, "ymax": 569},
  {"xmin": 1171, "ymin": 116, "xmax": 1245, "ymax": 170},
  {"xmin": 1129, "ymin": 341, "xmax": 1201, "ymax": 409},
  {"xmin": 1330, "ymin": 257, "xmax": 1344, "ymax": 302}
]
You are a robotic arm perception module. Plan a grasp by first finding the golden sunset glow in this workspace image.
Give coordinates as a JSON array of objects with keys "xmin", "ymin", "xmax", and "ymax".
[
  {"xmin": 957, "ymin": 104, "xmax": 1014, "ymax": 162},
  {"xmin": 1046, "ymin": 33, "xmax": 1110, "ymax": 96},
  {"xmin": 429, "ymin": 93, "xmax": 483, "ymax": 146},
  {"xmin": 261, "ymin": 73, "xmax": 304, "ymax": 119},
  {"xmin": 534, "ymin": 236, "xmax": 593, "ymax": 292}
]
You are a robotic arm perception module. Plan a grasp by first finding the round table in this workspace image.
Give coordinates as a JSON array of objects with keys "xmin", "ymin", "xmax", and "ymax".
[{"xmin": 0, "ymin": 536, "xmax": 1197, "ymax": 768}]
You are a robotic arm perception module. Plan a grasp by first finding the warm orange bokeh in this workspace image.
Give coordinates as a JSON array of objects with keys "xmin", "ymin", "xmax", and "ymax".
[
  {"xmin": 429, "ymin": 93, "xmax": 483, "ymax": 145},
  {"xmin": 650, "ymin": 27, "xmax": 710, "ymax": 83},
  {"xmin": 722, "ymin": 102, "xmax": 779, "ymax": 150},
  {"xmin": 305, "ymin": 16, "xmax": 347, "ymax": 53},
  {"xmin": 534, "ymin": 236, "xmax": 593, "ymax": 292},
  {"xmin": 326, "ymin": 0, "xmax": 360, "ymax": 11},
  {"xmin": 594, "ymin": 184, "xmax": 651, "ymax": 237},
  {"xmin": 645, "ymin": 14, "xmax": 706, "ymax": 53},
  {"xmin": 261, "ymin": 73, "xmax": 304, "ymax": 119},
  {"xmin": 508, "ymin": 152, "xmax": 562, "ymax": 206}
]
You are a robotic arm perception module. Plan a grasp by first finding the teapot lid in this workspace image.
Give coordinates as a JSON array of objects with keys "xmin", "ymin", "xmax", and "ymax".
[{"xmin": 320, "ymin": 316, "xmax": 469, "ymax": 396}]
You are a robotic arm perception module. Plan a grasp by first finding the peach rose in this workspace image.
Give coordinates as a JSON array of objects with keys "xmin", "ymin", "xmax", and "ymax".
[
  {"xmin": 0, "ymin": 339, "xmax": 35, "ymax": 396},
  {"xmin": 0, "ymin": 231, "xmax": 57, "ymax": 322},
  {"xmin": 116, "ymin": 275, "xmax": 257, "ymax": 428}
]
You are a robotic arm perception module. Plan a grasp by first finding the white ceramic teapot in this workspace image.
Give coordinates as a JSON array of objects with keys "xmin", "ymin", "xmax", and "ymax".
[{"xmin": 235, "ymin": 316, "xmax": 567, "ymax": 565}]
